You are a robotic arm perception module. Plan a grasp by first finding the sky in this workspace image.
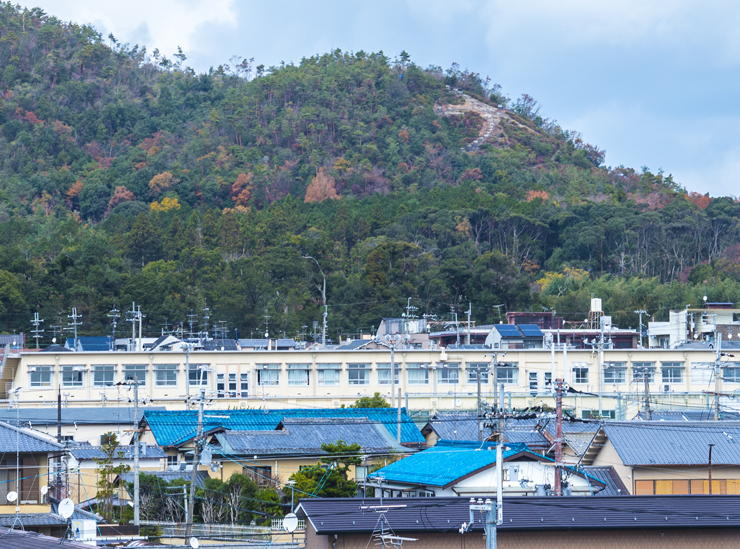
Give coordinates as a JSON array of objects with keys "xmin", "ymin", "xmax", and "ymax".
[{"xmin": 31, "ymin": 0, "xmax": 740, "ymax": 197}]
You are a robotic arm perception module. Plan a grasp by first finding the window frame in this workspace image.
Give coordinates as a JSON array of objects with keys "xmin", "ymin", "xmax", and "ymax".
[
  {"xmin": 632, "ymin": 362, "xmax": 655, "ymax": 382},
  {"xmin": 347, "ymin": 363, "xmax": 369, "ymax": 386},
  {"xmin": 317, "ymin": 363, "xmax": 341, "ymax": 386},
  {"xmin": 437, "ymin": 363, "xmax": 459, "ymax": 385},
  {"xmin": 572, "ymin": 366, "xmax": 589, "ymax": 385},
  {"xmin": 123, "ymin": 364, "xmax": 147, "ymax": 386},
  {"xmin": 407, "ymin": 363, "xmax": 429, "ymax": 386},
  {"xmin": 188, "ymin": 364, "xmax": 209, "ymax": 387},
  {"xmin": 604, "ymin": 362, "xmax": 626, "ymax": 384},
  {"xmin": 257, "ymin": 364, "xmax": 280, "ymax": 386},
  {"xmin": 29, "ymin": 366, "xmax": 52, "ymax": 388},
  {"xmin": 61, "ymin": 366, "xmax": 84, "ymax": 388},
  {"xmin": 155, "ymin": 364, "xmax": 178, "ymax": 387},
  {"xmin": 466, "ymin": 363, "xmax": 489, "ymax": 384},
  {"xmin": 495, "ymin": 363, "xmax": 518, "ymax": 385},
  {"xmin": 92, "ymin": 364, "xmax": 116, "ymax": 387},
  {"xmin": 661, "ymin": 362, "xmax": 684, "ymax": 384},
  {"xmin": 287, "ymin": 364, "xmax": 310, "ymax": 386},
  {"xmin": 377, "ymin": 363, "xmax": 399, "ymax": 385}
]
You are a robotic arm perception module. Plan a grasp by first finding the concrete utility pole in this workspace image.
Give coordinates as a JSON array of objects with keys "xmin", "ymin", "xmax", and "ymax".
[
  {"xmin": 708, "ymin": 443, "xmax": 715, "ymax": 494},
  {"xmin": 477, "ymin": 369, "xmax": 482, "ymax": 441},
  {"xmin": 715, "ymin": 334, "xmax": 722, "ymax": 421},
  {"xmin": 634, "ymin": 309, "xmax": 647, "ymax": 348},
  {"xmin": 30, "ymin": 312, "xmax": 44, "ymax": 349},
  {"xmin": 643, "ymin": 367, "xmax": 651, "ymax": 421},
  {"xmin": 322, "ymin": 305, "xmax": 328, "ymax": 347},
  {"xmin": 133, "ymin": 378, "xmax": 140, "ymax": 526},
  {"xmin": 466, "ymin": 303, "xmax": 472, "ymax": 346},
  {"xmin": 397, "ymin": 388, "xmax": 401, "ymax": 443},
  {"xmin": 554, "ymin": 379, "xmax": 564, "ymax": 496},
  {"xmin": 186, "ymin": 388, "xmax": 205, "ymax": 537},
  {"xmin": 67, "ymin": 307, "xmax": 82, "ymax": 351}
]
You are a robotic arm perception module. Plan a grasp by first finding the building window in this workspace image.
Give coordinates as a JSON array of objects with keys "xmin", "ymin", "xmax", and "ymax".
[
  {"xmin": 155, "ymin": 364, "xmax": 178, "ymax": 386},
  {"xmin": 318, "ymin": 364, "xmax": 341, "ymax": 386},
  {"xmin": 544, "ymin": 372, "xmax": 552, "ymax": 389},
  {"xmin": 93, "ymin": 365, "xmax": 115, "ymax": 387},
  {"xmin": 188, "ymin": 364, "xmax": 208, "ymax": 386},
  {"xmin": 662, "ymin": 362, "xmax": 683, "ymax": 383},
  {"xmin": 690, "ymin": 363, "xmax": 713, "ymax": 385},
  {"xmin": 29, "ymin": 366, "xmax": 52, "ymax": 387},
  {"xmin": 496, "ymin": 364, "xmax": 518, "ymax": 385},
  {"xmin": 723, "ymin": 366, "xmax": 740, "ymax": 383},
  {"xmin": 407, "ymin": 363, "xmax": 429, "ymax": 385},
  {"xmin": 228, "ymin": 373, "xmax": 237, "ymax": 397},
  {"xmin": 355, "ymin": 465, "xmax": 368, "ymax": 480},
  {"xmin": 244, "ymin": 466, "xmax": 274, "ymax": 487},
  {"xmin": 347, "ymin": 364, "xmax": 369, "ymax": 385},
  {"xmin": 632, "ymin": 362, "xmax": 655, "ymax": 382},
  {"xmin": 604, "ymin": 362, "xmax": 626, "ymax": 384},
  {"xmin": 572, "ymin": 364, "xmax": 589, "ymax": 384},
  {"xmin": 581, "ymin": 409, "xmax": 616, "ymax": 420},
  {"xmin": 466, "ymin": 363, "xmax": 489, "ymax": 384},
  {"xmin": 257, "ymin": 365, "xmax": 280, "ymax": 386},
  {"xmin": 240, "ymin": 373, "xmax": 249, "ymax": 397},
  {"xmin": 438, "ymin": 363, "xmax": 459, "ymax": 384},
  {"xmin": 217, "ymin": 374, "xmax": 225, "ymax": 397},
  {"xmin": 123, "ymin": 364, "xmax": 147, "ymax": 385},
  {"xmin": 287, "ymin": 364, "xmax": 310, "ymax": 386},
  {"xmin": 61, "ymin": 366, "xmax": 84, "ymax": 387},
  {"xmin": 377, "ymin": 363, "xmax": 399, "ymax": 385},
  {"xmin": 167, "ymin": 456, "xmax": 178, "ymax": 467},
  {"xmin": 635, "ymin": 479, "xmax": 740, "ymax": 495}
]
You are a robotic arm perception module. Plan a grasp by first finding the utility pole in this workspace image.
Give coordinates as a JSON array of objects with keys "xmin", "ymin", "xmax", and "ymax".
[
  {"xmin": 466, "ymin": 303, "xmax": 472, "ymax": 346},
  {"xmin": 397, "ymin": 388, "xmax": 401, "ymax": 443},
  {"xmin": 708, "ymin": 443, "xmax": 714, "ymax": 495},
  {"xmin": 137, "ymin": 306, "xmax": 144, "ymax": 352},
  {"xmin": 634, "ymin": 309, "xmax": 647, "ymax": 348},
  {"xmin": 715, "ymin": 334, "xmax": 722, "ymax": 421},
  {"xmin": 108, "ymin": 304, "xmax": 120, "ymax": 350},
  {"xmin": 133, "ymin": 378, "xmax": 140, "ymax": 526},
  {"xmin": 186, "ymin": 388, "xmax": 205, "ymax": 537},
  {"xmin": 477, "ymin": 369, "xmax": 482, "ymax": 441},
  {"xmin": 67, "ymin": 307, "xmax": 82, "ymax": 351},
  {"xmin": 202, "ymin": 302, "xmax": 210, "ymax": 340},
  {"xmin": 31, "ymin": 312, "xmax": 44, "ymax": 349},
  {"xmin": 187, "ymin": 309, "xmax": 197, "ymax": 339},
  {"xmin": 322, "ymin": 305, "xmax": 328, "ymax": 347},
  {"xmin": 643, "ymin": 367, "xmax": 651, "ymax": 421},
  {"xmin": 127, "ymin": 303, "xmax": 137, "ymax": 351},
  {"xmin": 554, "ymin": 379, "xmax": 564, "ymax": 496}
]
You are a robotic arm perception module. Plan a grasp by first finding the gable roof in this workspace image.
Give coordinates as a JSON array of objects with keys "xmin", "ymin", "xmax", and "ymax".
[
  {"xmin": 70, "ymin": 444, "xmax": 167, "ymax": 460},
  {"xmin": 297, "ymin": 495, "xmax": 740, "ymax": 535},
  {"xmin": 144, "ymin": 408, "xmax": 425, "ymax": 447},
  {"xmin": 367, "ymin": 444, "xmax": 531, "ymax": 487},
  {"xmin": 600, "ymin": 421, "xmax": 740, "ymax": 466},
  {"xmin": 214, "ymin": 417, "xmax": 405, "ymax": 457},
  {"xmin": 0, "ymin": 422, "xmax": 63, "ymax": 453},
  {"xmin": 582, "ymin": 466, "xmax": 629, "ymax": 496}
]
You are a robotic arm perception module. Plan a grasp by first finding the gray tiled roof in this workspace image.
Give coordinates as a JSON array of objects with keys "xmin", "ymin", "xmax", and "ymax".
[
  {"xmin": 335, "ymin": 340, "xmax": 372, "ymax": 350},
  {"xmin": 215, "ymin": 417, "xmax": 406, "ymax": 456},
  {"xmin": 582, "ymin": 466, "xmax": 629, "ymax": 496},
  {"xmin": 0, "ymin": 422, "xmax": 63, "ymax": 453},
  {"xmin": 118, "ymin": 470, "xmax": 209, "ymax": 488},
  {"xmin": 0, "ymin": 406, "xmax": 166, "ymax": 426},
  {"xmin": 70, "ymin": 444, "xmax": 166, "ymax": 460},
  {"xmin": 603, "ymin": 421, "xmax": 740, "ymax": 465},
  {"xmin": 0, "ymin": 526, "xmax": 93, "ymax": 548},
  {"xmin": 0, "ymin": 514, "xmax": 66, "ymax": 527}
]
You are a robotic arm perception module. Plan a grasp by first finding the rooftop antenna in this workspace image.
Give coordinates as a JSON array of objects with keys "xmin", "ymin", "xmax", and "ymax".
[
  {"xmin": 264, "ymin": 309, "xmax": 270, "ymax": 339},
  {"xmin": 187, "ymin": 309, "xmax": 197, "ymax": 339},
  {"xmin": 493, "ymin": 304, "xmax": 505, "ymax": 323},
  {"xmin": 30, "ymin": 312, "xmax": 44, "ymax": 349},
  {"xmin": 67, "ymin": 307, "xmax": 82, "ymax": 351}
]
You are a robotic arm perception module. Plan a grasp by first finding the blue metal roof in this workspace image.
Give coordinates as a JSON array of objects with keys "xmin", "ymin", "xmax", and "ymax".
[
  {"xmin": 494, "ymin": 325, "xmax": 521, "ymax": 337},
  {"xmin": 518, "ymin": 324, "xmax": 544, "ymax": 337},
  {"xmin": 145, "ymin": 408, "xmax": 425, "ymax": 446},
  {"xmin": 367, "ymin": 444, "xmax": 528, "ymax": 487}
]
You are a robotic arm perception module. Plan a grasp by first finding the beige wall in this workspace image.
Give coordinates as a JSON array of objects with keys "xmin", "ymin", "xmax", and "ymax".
[
  {"xmin": 5, "ymin": 348, "xmax": 729, "ymax": 420},
  {"xmin": 307, "ymin": 526, "xmax": 740, "ymax": 549}
]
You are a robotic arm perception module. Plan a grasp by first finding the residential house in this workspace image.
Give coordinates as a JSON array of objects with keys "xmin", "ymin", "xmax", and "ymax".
[
  {"xmin": 582, "ymin": 421, "xmax": 740, "ymax": 495},
  {"xmin": 297, "ymin": 495, "xmax": 740, "ymax": 549},
  {"xmin": 367, "ymin": 441, "xmax": 607, "ymax": 497},
  {"xmin": 139, "ymin": 408, "xmax": 425, "ymax": 483},
  {"xmin": 208, "ymin": 417, "xmax": 408, "ymax": 486},
  {"xmin": 485, "ymin": 324, "xmax": 544, "ymax": 350}
]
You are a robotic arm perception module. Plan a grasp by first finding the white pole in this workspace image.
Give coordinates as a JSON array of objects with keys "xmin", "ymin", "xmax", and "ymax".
[{"xmin": 133, "ymin": 379, "xmax": 140, "ymax": 526}]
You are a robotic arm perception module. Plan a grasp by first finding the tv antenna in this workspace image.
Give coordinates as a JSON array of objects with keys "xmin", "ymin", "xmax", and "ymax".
[
  {"xmin": 67, "ymin": 308, "xmax": 82, "ymax": 351},
  {"xmin": 30, "ymin": 312, "xmax": 44, "ymax": 349}
]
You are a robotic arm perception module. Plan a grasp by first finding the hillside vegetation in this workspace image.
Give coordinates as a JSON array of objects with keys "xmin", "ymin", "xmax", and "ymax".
[{"xmin": 0, "ymin": 3, "xmax": 737, "ymax": 338}]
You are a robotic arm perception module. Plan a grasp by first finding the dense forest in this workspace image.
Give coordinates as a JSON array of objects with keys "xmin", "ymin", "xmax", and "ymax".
[{"xmin": 0, "ymin": 3, "xmax": 738, "ymax": 342}]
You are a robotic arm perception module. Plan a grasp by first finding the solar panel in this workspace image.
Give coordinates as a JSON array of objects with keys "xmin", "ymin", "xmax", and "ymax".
[
  {"xmin": 518, "ymin": 324, "xmax": 543, "ymax": 337},
  {"xmin": 495, "ymin": 325, "xmax": 521, "ymax": 337}
]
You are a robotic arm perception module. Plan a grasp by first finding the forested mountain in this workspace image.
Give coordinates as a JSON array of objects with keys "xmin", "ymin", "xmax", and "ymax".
[{"xmin": 0, "ymin": 3, "xmax": 737, "ymax": 340}]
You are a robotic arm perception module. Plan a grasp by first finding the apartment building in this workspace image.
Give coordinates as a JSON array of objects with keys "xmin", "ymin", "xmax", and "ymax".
[{"xmin": 0, "ymin": 347, "xmax": 736, "ymax": 419}]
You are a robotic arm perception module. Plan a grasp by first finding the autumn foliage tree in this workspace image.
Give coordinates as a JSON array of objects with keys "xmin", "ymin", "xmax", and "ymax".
[
  {"xmin": 107, "ymin": 186, "xmax": 135, "ymax": 213},
  {"xmin": 231, "ymin": 172, "xmax": 253, "ymax": 206},
  {"xmin": 304, "ymin": 168, "xmax": 339, "ymax": 203},
  {"xmin": 148, "ymin": 171, "xmax": 178, "ymax": 195}
]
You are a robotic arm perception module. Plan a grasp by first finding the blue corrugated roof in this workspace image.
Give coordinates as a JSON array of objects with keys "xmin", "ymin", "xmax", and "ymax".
[
  {"xmin": 145, "ymin": 408, "xmax": 425, "ymax": 446},
  {"xmin": 367, "ymin": 444, "xmax": 528, "ymax": 487}
]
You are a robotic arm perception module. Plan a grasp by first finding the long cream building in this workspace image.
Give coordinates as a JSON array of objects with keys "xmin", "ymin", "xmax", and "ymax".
[{"xmin": 1, "ymin": 347, "xmax": 737, "ymax": 419}]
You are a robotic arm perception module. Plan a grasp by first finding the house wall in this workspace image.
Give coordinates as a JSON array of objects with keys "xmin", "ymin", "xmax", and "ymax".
[
  {"xmin": 5, "ymin": 348, "xmax": 729, "ymax": 422},
  {"xmin": 307, "ymin": 528, "xmax": 740, "ymax": 549},
  {"xmin": 591, "ymin": 438, "xmax": 632, "ymax": 491}
]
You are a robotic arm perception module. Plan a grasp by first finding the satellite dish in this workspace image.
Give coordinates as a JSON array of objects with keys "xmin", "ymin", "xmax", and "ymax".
[
  {"xmin": 283, "ymin": 512, "xmax": 299, "ymax": 533},
  {"xmin": 40, "ymin": 485, "xmax": 48, "ymax": 495},
  {"xmin": 58, "ymin": 498, "xmax": 75, "ymax": 519},
  {"xmin": 189, "ymin": 537, "xmax": 200, "ymax": 549},
  {"xmin": 6, "ymin": 491, "xmax": 17, "ymax": 503}
]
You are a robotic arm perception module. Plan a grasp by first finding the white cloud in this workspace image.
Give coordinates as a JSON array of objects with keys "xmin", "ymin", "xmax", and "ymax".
[{"xmin": 33, "ymin": 0, "xmax": 236, "ymax": 60}]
